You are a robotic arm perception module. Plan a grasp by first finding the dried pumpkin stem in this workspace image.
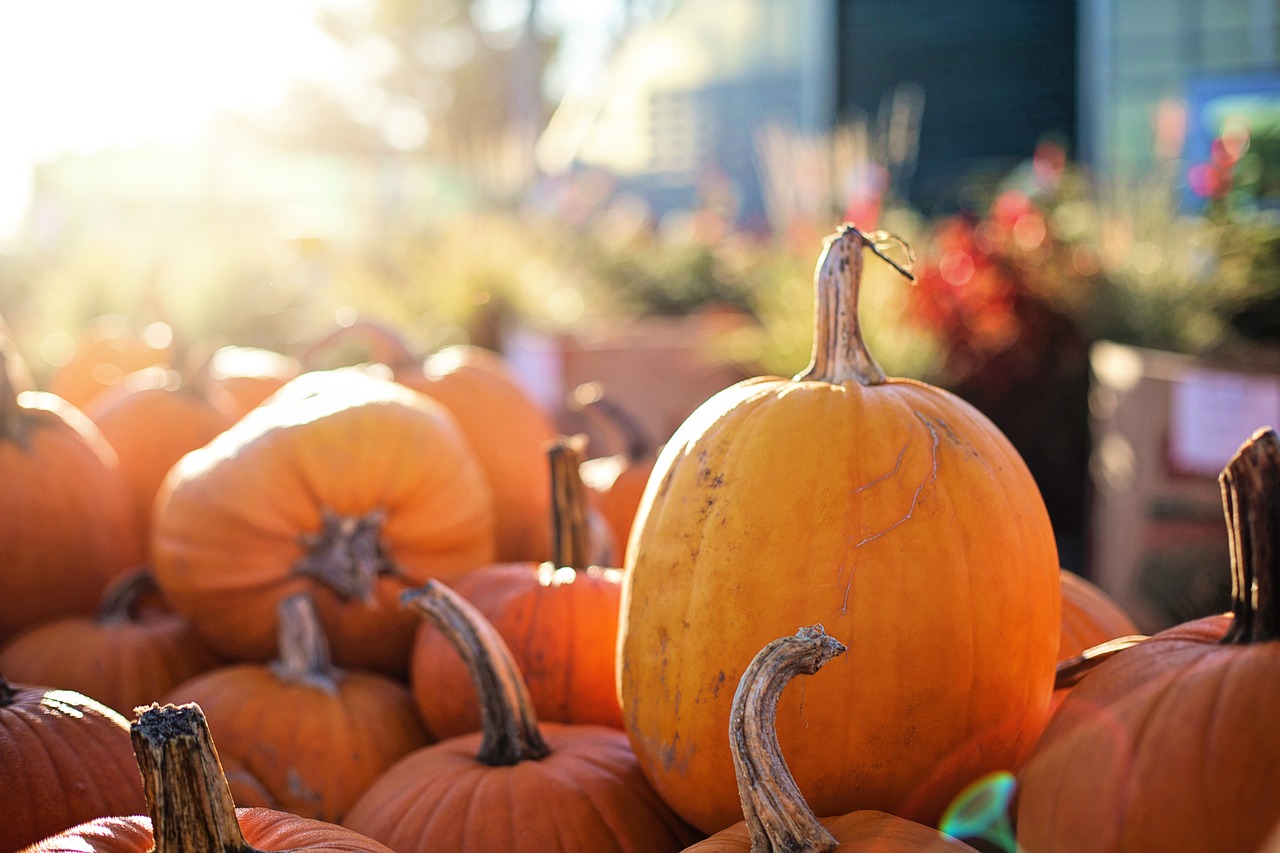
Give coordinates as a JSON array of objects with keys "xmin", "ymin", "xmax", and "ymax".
[
  {"xmin": 1054, "ymin": 634, "xmax": 1149, "ymax": 689},
  {"xmin": 549, "ymin": 434, "xmax": 592, "ymax": 571},
  {"xmin": 294, "ymin": 508, "xmax": 393, "ymax": 603},
  {"xmin": 96, "ymin": 566, "xmax": 161, "ymax": 625},
  {"xmin": 796, "ymin": 225, "xmax": 887, "ymax": 387},
  {"xmin": 270, "ymin": 592, "xmax": 343, "ymax": 693},
  {"xmin": 401, "ymin": 580, "xmax": 551, "ymax": 766},
  {"xmin": 0, "ymin": 351, "xmax": 30, "ymax": 449},
  {"xmin": 1220, "ymin": 427, "xmax": 1280, "ymax": 645},
  {"xmin": 131, "ymin": 703, "xmax": 262, "ymax": 853},
  {"xmin": 0, "ymin": 676, "xmax": 17, "ymax": 708},
  {"xmin": 732, "ymin": 624, "xmax": 847, "ymax": 853},
  {"xmin": 573, "ymin": 384, "xmax": 651, "ymax": 463}
]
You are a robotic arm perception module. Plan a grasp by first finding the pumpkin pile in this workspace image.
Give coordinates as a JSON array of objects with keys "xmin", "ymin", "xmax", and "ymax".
[{"xmin": 3, "ymin": 225, "xmax": 1278, "ymax": 851}]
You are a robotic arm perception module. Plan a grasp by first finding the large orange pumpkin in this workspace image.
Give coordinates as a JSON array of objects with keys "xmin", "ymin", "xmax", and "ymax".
[
  {"xmin": 1016, "ymin": 427, "xmax": 1280, "ymax": 853},
  {"xmin": 151, "ymin": 367, "xmax": 495, "ymax": 675},
  {"xmin": 687, "ymin": 626, "xmax": 974, "ymax": 852},
  {"xmin": 618, "ymin": 225, "xmax": 1061, "ymax": 833},
  {"xmin": 344, "ymin": 580, "xmax": 698, "ymax": 852},
  {"xmin": 1, "ymin": 677, "xmax": 146, "ymax": 851},
  {"xmin": 23, "ymin": 702, "xmax": 394, "ymax": 853},
  {"xmin": 409, "ymin": 434, "xmax": 623, "ymax": 737},
  {"xmin": 162, "ymin": 592, "xmax": 429, "ymax": 821},
  {"xmin": 0, "ymin": 353, "xmax": 142, "ymax": 643}
]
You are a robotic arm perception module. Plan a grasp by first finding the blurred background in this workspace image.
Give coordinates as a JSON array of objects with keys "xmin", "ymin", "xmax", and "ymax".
[{"xmin": 2, "ymin": 0, "xmax": 1279, "ymax": 631}]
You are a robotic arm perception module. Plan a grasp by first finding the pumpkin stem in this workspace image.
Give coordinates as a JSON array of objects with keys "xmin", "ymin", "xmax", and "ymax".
[
  {"xmin": 549, "ymin": 434, "xmax": 593, "ymax": 571},
  {"xmin": 401, "ymin": 580, "xmax": 551, "ymax": 766},
  {"xmin": 96, "ymin": 566, "xmax": 161, "ymax": 625},
  {"xmin": 131, "ymin": 703, "xmax": 262, "ymax": 853},
  {"xmin": 1220, "ymin": 427, "xmax": 1280, "ymax": 645},
  {"xmin": 0, "ymin": 351, "xmax": 30, "ymax": 449},
  {"xmin": 269, "ymin": 592, "xmax": 344, "ymax": 693},
  {"xmin": 731, "ymin": 624, "xmax": 847, "ymax": 853},
  {"xmin": 796, "ymin": 225, "xmax": 914, "ymax": 387},
  {"xmin": 1053, "ymin": 634, "xmax": 1149, "ymax": 690},
  {"xmin": 570, "ymin": 382, "xmax": 652, "ymax": 463},
  {"xmin": 294, "ymin": 508, "xmax": 394, "ymax": 603},
  {"xmin": 0, "ymin": 676, "xmax": 17, "ymax": 708}
]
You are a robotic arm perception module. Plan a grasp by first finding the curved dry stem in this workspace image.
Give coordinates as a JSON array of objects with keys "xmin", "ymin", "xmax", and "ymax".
[
  {"xmin": 1054, "ymin": 634, "xmax": 1149, "ymax": 690},
  {"xmin": 731, "ymin": 624, "xmax": 848, "ymax": 853},
  {"xmin": 1220, "ymin": 427, "xmax": 1280, "ymax": 645},
  {"xmin": 269, "ymin": 592, "xmax": 343, "ymax": 693},
  {"xmin": 549, "ymin": 434, "xmax": 593, "ymax": 571},
  {"xmin": 96, "ymin": 566, "xmax": 160, "ymax": 625},
  {"xmin": 293, "ymin": 508, "xmax": 393, "ymax": 603},
  {"xmin": 401, "ymin": 580, "xmax": 550, "ymax": 766},
  {"xmin": 131, "ymin": 703, "xmax": 261, "ymax": 853}
]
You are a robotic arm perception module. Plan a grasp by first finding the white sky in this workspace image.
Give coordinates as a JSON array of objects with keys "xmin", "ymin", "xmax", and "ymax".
[{"xmin": 0, "ymin": 0, "xmax": 623, "ymax": 244}]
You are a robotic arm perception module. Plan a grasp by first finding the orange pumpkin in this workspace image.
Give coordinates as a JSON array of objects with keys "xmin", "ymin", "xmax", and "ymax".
[
  {"xmin": 1016, "ymin": 427, "xmax": 1280, "ymax": 853},
  {"xmin": 302, "ymin": 319, "xmax": 559, "ymax": 562},
  {"xmin": 205, "ymin": 344, "xmax": 301, "ymax": 419},
  {"xmin": 23, "ymin": 702, "xmax": 394, "ymax": 853},
  {"xmin": 1057, "ymin": 569, "xmax": 1139, "ymax": 660},
  {"xmin": 343, "ymin": 580, "xmax": 699, "ymax": 852},
  {"xmin": 0, "ymin": 568, "xmax": 220, "ymax": 716},
  {"xmin": 0, "ymin": 353, "xmax": 142, "ymax": 643},
  {"xmin": 151, "ymin": 367, "xmax": 495, "ymax": 675},
  {"xmin": 1, "ymin": 677, "xmax": 146, "ymax": 851},
  {"xmin": 618, "ymin": 226, "xmax": 1061, "ymax": 833},
  {"xmin": 687, "ymin": 626, "xmax": 975, "ymax": 852},
  {"xmin": 409, "ymin": 434, "xmax": 623, "ymax": 737},
  {"xmin": 163, "ymin": 593, "xmax": 429, "ymax": 821},
  {"xmin": 46, "ymin": 316, "xmax": 173, "ymax": 412}
]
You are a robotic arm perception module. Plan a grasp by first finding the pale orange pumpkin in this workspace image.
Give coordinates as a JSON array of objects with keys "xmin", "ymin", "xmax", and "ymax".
[
  {"xmin": 618, "ymin": 226, "xmax": 1061, "ymax": 833},
  {"xmin": 151, "ymin": 367, "xmax": 495, "ymax": 675}
]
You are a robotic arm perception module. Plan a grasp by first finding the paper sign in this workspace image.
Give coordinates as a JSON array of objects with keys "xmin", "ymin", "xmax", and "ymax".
[{"xmin": 1168, "ymin": 367, "xmax": 1280, "ymax": 477}]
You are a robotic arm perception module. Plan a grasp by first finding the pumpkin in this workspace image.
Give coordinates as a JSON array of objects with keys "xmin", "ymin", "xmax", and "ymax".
[
  {"xmin": 22, "ymin": 703, "xmax": 395, "ymax": 853},
  {"xmin": 1016, "ymin": 427, "xmax": 1280, "ymax": 853},
  {"xmin": 302, "ymin": 319, "xmax": 559, "ymax": 562},
  {"xmin": 0, "ymin": 352, "xmax": 142, "ymax": 643},
  {"xmin": 618, "ymin": 225, "xmax": 1061, "ymax": 833},
  {"xmin": 206, "ymin": 344, "xmax": 301, "ymax": 419},
  {"xmin": 573, "ymin": 382, "xmax": 660, "ymax": 551},
  {"xmin": 162, "ymin": 592, "xmax": 429, "ymax": 821},
  {"xmin": 686, "ymin": 625, "xmax": 974, "ymax": 852},
  {"xmin": 1057, "ymin": 569, "xmax": 1139, "ymax": 660},
  {"xmin": 0, "ymin": 567, "xmax": 221, "ymax": 716},
  {"xmin": 343, "ymin": 580, "xmax": 699, "ymax": 852},
  {"xmin": 150, "ymin": 367, "xmax": 495, "ymax": 674},
  {"xmin": 46, "ymin": 316, "xmax": 173, "ymax": 412},
  {"xmin": 0, "ymin": 677, "xmax": 146, "ymax": 851},
  {"xmin": 85, "ymin": 362, "xmax": 240, "ymax": 557},
  {"xmin": 409, "ymin": 434, "xmax": 623, "ymax": 737}
]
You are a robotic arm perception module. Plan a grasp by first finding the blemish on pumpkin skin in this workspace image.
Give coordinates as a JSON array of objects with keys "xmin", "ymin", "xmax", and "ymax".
[{"xmin": 711, "ymin": 670, "xmax": 727, "ymax": 698}]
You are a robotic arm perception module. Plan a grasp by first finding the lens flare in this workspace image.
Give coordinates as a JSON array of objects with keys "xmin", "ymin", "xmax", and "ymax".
[{"xmin": 939, "ymin": 770, "xmax": 1018, "ymax": 851}]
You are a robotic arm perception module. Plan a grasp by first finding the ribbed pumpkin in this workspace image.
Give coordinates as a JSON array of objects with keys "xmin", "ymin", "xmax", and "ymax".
[
  {"xmin": 686, "ymin": 626, "xmax": 975, "ymax": 853},
  {"xmin": 1, "ymin": 677, "xmax": 146, "ymax": 851},
  {"xmin": 163, "ymin": 593, "xmax": 429, "ymax": 821},
  {"xmin": 85, "ymin": 362, "xmax": 241, "ymax": 558},
  {"xmin": 22, "ymin": 703, "xmax": 394, "ymax": 853},
  {"xmin": 344, "ymin": 580, "xmax": 699, "ymax": 852},
  {"xmin": 302, "ymin": 320, "xmax": 558, "ymax": 562},
  {"xmin": 0, "ymin": 568, "xmax": 220, "ymax": 716},
  {"xmin": 409, "ymin": 434, "xmax": 623, "ymax": 737},
  {"xmin": 151, "ymin": 367, "xmax": 495, "ymax": 675},
  {"xmin": 618, "ymin": 225, "xmax": 1061, "ymax": 833},
  {"xmin": 0, "ymin": 353, "xmax": 142, "ymax": 643},
  {"xmin": 1017, "ymin": 427, "xmax": 1280, "ymax": 853}
]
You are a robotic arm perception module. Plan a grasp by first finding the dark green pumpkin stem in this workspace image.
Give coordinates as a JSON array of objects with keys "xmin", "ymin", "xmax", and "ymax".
[
  {"xmin": 549, "ymin": 434, "xmax": 592, "ymax": 571},
  {"xmin": 1220, "ymin": 427, "xmax": 1280, "ymax": 644},
  {"xmin": 132, "ymin": 703, "xmax": 262, "ymax": 853},
  {"xmin": 294, "ymin": 508, "xmax": 394, "ymax": 603},
  {"xmin": 270, "ymin": 593, "xmax": 343, "ymax": 693},
  {"xmin": 401, "ymin": 580, "xmax": 550, "ymax": 767},
  {"xmin": 732, "ymin": 625, "xmax": 847, "ymax": 853}
]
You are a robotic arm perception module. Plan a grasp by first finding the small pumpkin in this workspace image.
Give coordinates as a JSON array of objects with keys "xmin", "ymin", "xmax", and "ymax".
[
  {"xmin": 151, "ymin": 367, "xmax": 495, "ymax": 674},
  {"xmin": 1017, "ymin": 427, "xmax": 1280, "ymax": 853},
  {"xmin": 46, "ymin": 316, "xmax": 173, "ymax": 412},
  {"xmin": 343, "ymin": 580, "xmax": 699, "ymax": 852},
  {"xmin": 618, "ymin": 225, "xmax": 1061, "ymax": 833},
  {"xmin": 686, "ymin": 625, "xmax": 974, "ymax": 852},
  {"xmin": 22, "ymin": 702, "xmax": 395, "ymax": 853},
  {"xmin": 409, "ymin": 434, "xmax": 623, "ymax": 737},
  {"xmin": 206, "ymin": 344, "xmax": 301, "ymax": 419},
  {"xmin": 1, "ymin": 677, "xmax": 146, "ymax": 851},
  {"xmin": 0, "ymin": 567, "xmax": 220, "ymax": 716},
  {"xmin": 163, "ymin": 592, "xmax": 429, "ymax": 821},
  {"xmin": 0, "ymin": 352, "xmax": 142, "ymax": 643}
]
